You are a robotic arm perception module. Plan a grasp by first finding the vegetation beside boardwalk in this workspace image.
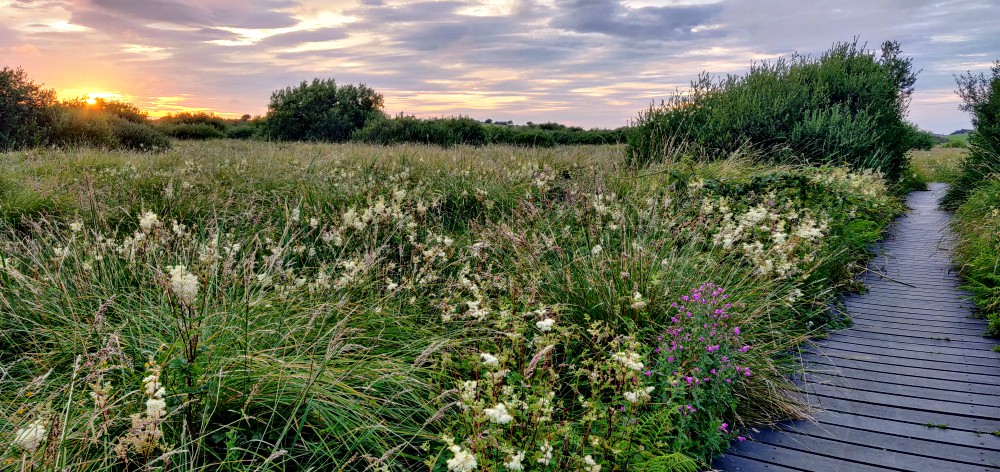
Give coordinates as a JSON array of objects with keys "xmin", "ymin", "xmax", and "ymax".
[{"xmin": 0, "ymin": 140, "xmax": 901, "ymax": 470}]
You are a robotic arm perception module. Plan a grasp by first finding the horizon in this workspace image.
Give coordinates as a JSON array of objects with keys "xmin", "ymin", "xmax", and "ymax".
[{"xmin": 4, "ymin": 0, "xmax": 998, "ymax": 135}]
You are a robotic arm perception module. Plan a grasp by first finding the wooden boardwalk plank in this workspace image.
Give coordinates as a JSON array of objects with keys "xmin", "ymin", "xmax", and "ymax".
[{"xmin": 715, "ymin": 184, "xmax": 1000, "ymax": 471}]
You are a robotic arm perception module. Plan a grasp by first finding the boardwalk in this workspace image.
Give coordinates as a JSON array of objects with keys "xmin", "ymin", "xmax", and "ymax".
[{"xmin": 713, "ymin": 183, "xmax": 1000, "ymax": 471}]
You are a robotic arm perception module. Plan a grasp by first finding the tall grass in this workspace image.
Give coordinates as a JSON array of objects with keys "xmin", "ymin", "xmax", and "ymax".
[{"xmin": 0, "ymin": 141, "xmax": 900, "ymax": 470}]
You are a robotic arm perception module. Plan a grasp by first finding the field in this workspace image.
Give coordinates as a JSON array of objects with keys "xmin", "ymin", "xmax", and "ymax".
[{"xmin": 0, "ymin": 140, "xmax": 904, "ymax": 470}]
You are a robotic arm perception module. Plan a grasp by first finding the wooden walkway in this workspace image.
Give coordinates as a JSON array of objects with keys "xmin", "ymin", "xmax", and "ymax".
[{"xmin": 713, "ymin": 183, "xmax": 1000, "ymax": 471}]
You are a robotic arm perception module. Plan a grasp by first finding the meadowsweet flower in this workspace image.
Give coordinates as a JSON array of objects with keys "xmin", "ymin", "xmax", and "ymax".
[
  {"xmin": 13, "ymin": 419, "xmax": 46, "ymax": 452},
  {"xmin": 480, "ymin": 352, "xmax": 499, "ymax": 367},
  {"xmin": 139, "ymin": 212, "xmax": 159, "ymax": 233},
  {"xmin": 484, "ymin": 402, "xmax": 513, "ymax": 424},
  {"xmin": 504, "ymin": 451, "xmax": 525, "ymax": 471},
  {"xmin": 70, "ymin": 220, "xmax": 84, "ymax": 233},
  {"xmin": 308, "ymin": 217, "xmax": 320, "ymax": 229},
  {"xmin": 447, "ymin": 445, "xmax": 477, "ymax": 472},
  {"xmin": 536, "ymin": 317, "xmax": 555, "ymax": 332},
  {"xmin": 623, "ymin": 386, "xmax": 655, "ymax": 404},
  {"xmin": 146, "ymin": 397, "xmax": 167, "ymax": 420},
  {"xmin": 291, "ymin": 208, "xmax": 301, "ymax": 222},
  {"xmin": 591, "ymin": 244, "xmax": 602, "ymax": 255},
  {"xmin": 167, "ymin": 265, "xmax": 199, "ymax": 306},
  {"xmin": 630, "ymin": 291, "xmax": 647, "ymax": 310},
  {"xmin": 537, "ymin": 440, "xmax": 553, "ymax": 465},
  {"xmin": 611, "ymin": 351, "xmax": 644, "ymax": 371},
  {"xmin": 458, "ymin": 380, "xmax": 477, "ymax": 410},
  {"xmin": 583, "ymin": 455, "xmax": 601, "ymax": 472}
]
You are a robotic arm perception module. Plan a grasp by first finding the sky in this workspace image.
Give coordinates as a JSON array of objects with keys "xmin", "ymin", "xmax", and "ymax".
[{"xmin": 1, "ymin": 0, "xmax": 997, "ymax": 133}]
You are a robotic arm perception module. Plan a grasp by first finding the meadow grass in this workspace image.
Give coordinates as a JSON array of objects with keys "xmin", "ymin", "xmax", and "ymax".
[
  {"xmin": 908, "ymin": 146, "xmax": 968, "ymax": 184},
  {"xmin": 0, "ymin": 140, "xmax": 901, "ymax": 470}
]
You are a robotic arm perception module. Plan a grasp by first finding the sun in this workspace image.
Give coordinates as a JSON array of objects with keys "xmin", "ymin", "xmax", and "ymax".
[{"xmin": 85, "ymin": 97, "xmax": 97, "ymax": 105}]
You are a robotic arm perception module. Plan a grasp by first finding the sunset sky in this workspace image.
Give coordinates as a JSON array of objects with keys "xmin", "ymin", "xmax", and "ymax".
[{"xmin": 2, "ymin": 0, "xmax": 997, "ymax": 133}]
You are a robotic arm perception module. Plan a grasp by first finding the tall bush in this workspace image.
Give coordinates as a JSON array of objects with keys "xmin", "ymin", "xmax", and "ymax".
[
  {"xmin": 264, "ymin": 79, "xmax": 383, "ymax": 142},
  {"xmin": 627, "ymin": 40, "xmax": 919, "ymax": 180},
  {"xmin": 942, "ymin": 60, "xmax": 1000, "ymax": 210},
  {"xmin": 0, "ymin": 67, "xmax": 56, "ymax": 151}
]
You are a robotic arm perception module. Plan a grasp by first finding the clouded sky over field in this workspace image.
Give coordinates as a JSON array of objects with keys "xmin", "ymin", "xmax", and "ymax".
[{"xmin": 2, "ymin": 0, "xmax": 997, "ymax": 132}]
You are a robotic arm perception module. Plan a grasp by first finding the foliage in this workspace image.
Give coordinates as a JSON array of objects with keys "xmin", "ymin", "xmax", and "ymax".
[
  {"xmin": 627, "ymin": 39, "xmax": 921, "ymax": 180},
  {"xmin": 0, "ymin": 141, "xmax": 900, "ymax": 470},
  {"xmin": 264, "ymin": 78, "xmax": 384, "ymax": 142},
  {"xmin": 160, "ymin": 123, "xmax": 226, "ymax": 140},
  {"xmin": 48, "ymin": 105, "xmax": 171, "ymax": 151},
  {"xmin": 225, "ymin": 124, "xmax": 259, "ymax": 140},
  {"xmin": 157, "ymin": 112, "xmax": 229, "ymax": 131},
  {"xmin": 909, "ymin": 147, "xmax": 966, "ymax": 184},
  {"xmin": 942, "ymin": 60, "xmax": 1000, "ymax": 210},
  {"xmin": 353, "ymin": 114, "xmax": 626, "ymax": 148},
  {"xmin": 952, "ymin": 179, "xmax": 1000, "ymax": 335},
  {"xmin": 63, "ymin": 97, "xmax": 149, "ymax": 124},
  {"xmin": 0, "ymin": 66, "xmax": 57, "ymax": 151}
]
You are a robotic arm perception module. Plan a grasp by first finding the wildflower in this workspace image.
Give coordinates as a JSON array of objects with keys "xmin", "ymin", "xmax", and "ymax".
[
  {"xmin": 484, "ymin": 402, "xmax": 513, "ymax": 424},
  {"xmin": 458, "ymin": 380, "xmax": 477, "ymax": 410},
  {"xmin": 536, "ymin": 317, "xmax": 556, "ymax": 332},
  {"xmin": 583, "ymin": 455, "xmax": 601, "ymax": 472},
  {"xmin": 70, "ymin": 220, "xmax": 84, "ymax": 233},
  {"xmin": 447, "ymin": 444, "xmax": 478, "ymax": 472},
  {"xmin": 291, "ymin": 208, "xmax": 301, "ymax": 222},
  {"xmin": 611, "ymin": 351, "xmax": 644, "ymax": 371},
  {"xmin": 309, "ymin": 217, "xmax": 320, "ymax": 229},
  {"xmin": 591, "ymin": 244, "xmax": 602, "ymax": 255},
  {"xmin": 480, "ymin": 352, "xmax": 499, "ymax": 367},
  {"xmin": 630, "ymin": 291, "xmax": 647, "ymax": 310},
  {"xmin": 13, "ymin": 419, "xmax": 46, "ymax": 452},
  {"xmin": 167, "ymin": 265, "xmax": 199, "ymax": 306},
  {"xmin": 623, "ymin": 386, "xmax": 655, "ymax": 404},
  {"xmin": 146, "ymin": 397, "xmax": 167, "ymax": 420},
  {"xmin": 139, "ymin": 212, "xmax": 159, "ymax": 232},
  {"xmin": 537, "ymin": 440, "xmax": 553, "ymax": 465},
  {"xmin": 504, "ymin": 450, "xmax": 525, "ymax": 471}
]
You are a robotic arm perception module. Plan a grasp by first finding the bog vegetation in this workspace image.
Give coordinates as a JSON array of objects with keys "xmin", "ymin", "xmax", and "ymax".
[{"xmin": 0, "ymin": 40, "xmax": 991, "ymax": 471}]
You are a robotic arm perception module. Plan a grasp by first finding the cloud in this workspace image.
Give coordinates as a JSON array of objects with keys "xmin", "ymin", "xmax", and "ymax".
[
  {"xmin": 5, "ymin": 0, "xmax": 998, "ymax": 132},
  {"xmin": 550, "ymin": 0, "xmax": 725, "ymax": 40}
]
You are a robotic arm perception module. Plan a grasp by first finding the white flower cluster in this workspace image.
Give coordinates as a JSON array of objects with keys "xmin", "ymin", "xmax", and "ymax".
[
  {"xmin": 447, "ymin": 444, "xmax": 478, "ymax": 472},
  {"xmin": 143, "ymin": 366, "xmax": 167, "ymax": 420},
  {"xmin": 483, "ymin": 402, "xmax": 514, "ymax": 424},
  {"xmin": 583, "ymin": 454, "xmax": 602, "ymax": 472},
  {"xmin": 167, "ymin": 264, "xmax": 199, "ymax": 306},
  {"xmin": 138, "ymin": 211, "xmax": 159, "ymax": 233},
  {"xmin": 535, "ymin": 317, "xmax": 556, "ymax": 332},
  {"xmin": 611, "ymin": 351, "xmax": 644, "ymax": 371},
  {"xmin": 623, "ymin": 386, "xmax": 655, "ymax": 404},
  {"xmin": 13, "ymin": 418, "xmax": 47, "ymax": 452}
]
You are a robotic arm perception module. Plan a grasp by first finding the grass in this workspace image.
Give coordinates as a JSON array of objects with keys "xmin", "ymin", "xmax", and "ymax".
[
  {"xmin": 923, "ymin": 422, "xmax": 949, "ymax": 429},
  {"xmin": 908, "ymin": 146, "xmax": 967, "ymax": 184},
  {"xmin": 952, "ymin": 178, "xmax": 1000, "ymax": 336},
  {"xmin": 0, "ymin": 140, "xmax": 902, "ymax": 470}
]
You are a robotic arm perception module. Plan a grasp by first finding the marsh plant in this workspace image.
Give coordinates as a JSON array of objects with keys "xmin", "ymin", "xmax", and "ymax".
[{"xmin": 0, "ymin": 141, "xmax": 899, "ymax": 470}]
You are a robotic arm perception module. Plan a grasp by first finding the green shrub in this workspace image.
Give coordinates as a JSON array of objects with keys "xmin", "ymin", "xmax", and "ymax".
[
  {"xmin": 627, "ymin": 40, "xmax": 919, "ymax": 180},
  {"xmin": 111, "ymin": 119, "xmax": 172, "ymax": 151},
  {"xmin": 161, "ymin": 123, "xmax": 226, "ymax": 140},
  {"xmin": 225, "ymin": 124, "xmax": 258, "ymax": 140},
  {"xmin": 157, "ymin": 111, "xmax": 228, "ymax": 131},
  {"xmin": 0, "ymin": 66, "xmax": 56, "ymax": 151},
  {"xmin": 942, "ymin": 61, "xmax": 1000, "ymax": 210},
  {"xmin": 264, "ymin": 78, "xmax": 383, "ymax": 142},
  {"xmin": 48, "ymin": 107, "xmax": 118, "ymax": 148}
]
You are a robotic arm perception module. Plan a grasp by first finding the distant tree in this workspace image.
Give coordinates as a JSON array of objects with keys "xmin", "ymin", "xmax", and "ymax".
[
  {"xmin": 62, "ymin": 97, "xmax": 149, "ymax": 123},
  {"xmin": 264, "ymin": 78, "xmax": 384, "ymax": 142},
  {"xmin": 0, "ymin": 66, "xmax": 56, "ymax": 150},
  {"xmin": 240, "ymin": 114, "xmax": 252, "ymax": 122},
  {"xmin": 942, "ymin": 60, "xmax": 1000, "ymax": 209}
]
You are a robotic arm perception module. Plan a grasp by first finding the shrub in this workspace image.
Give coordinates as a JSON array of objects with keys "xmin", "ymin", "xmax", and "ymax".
[
  {"xmin": 225, "ymin": 124, "xmax": 258, "ymax": 140},
  {"xmin": 48, "ymin": 107, "xmax": 118, "ymax": 148},
  {"xmin": 0, "ymin": 66, "xmax": 56, "ymax": 151},
  {"xmin": 942, "ymin": 60, "xmax": 1000, "ymax": 210},
  {"xmin": 157, "ymin": 112, "xmax": 228, "ymax": 131},
  {"xmin": 161, "ymin": 123, "xmax": 226, "ymax": 140},
  {"xmin": 111, "ymin": 119, "xmax": 172, "ymax": 151},
  {"xmin": 627, "ymin": 40, "xmax": 920, "ymax": 180},
  {"xmin": 264, "ymin": 78, "xmax": 383, "ymax": 142}
]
